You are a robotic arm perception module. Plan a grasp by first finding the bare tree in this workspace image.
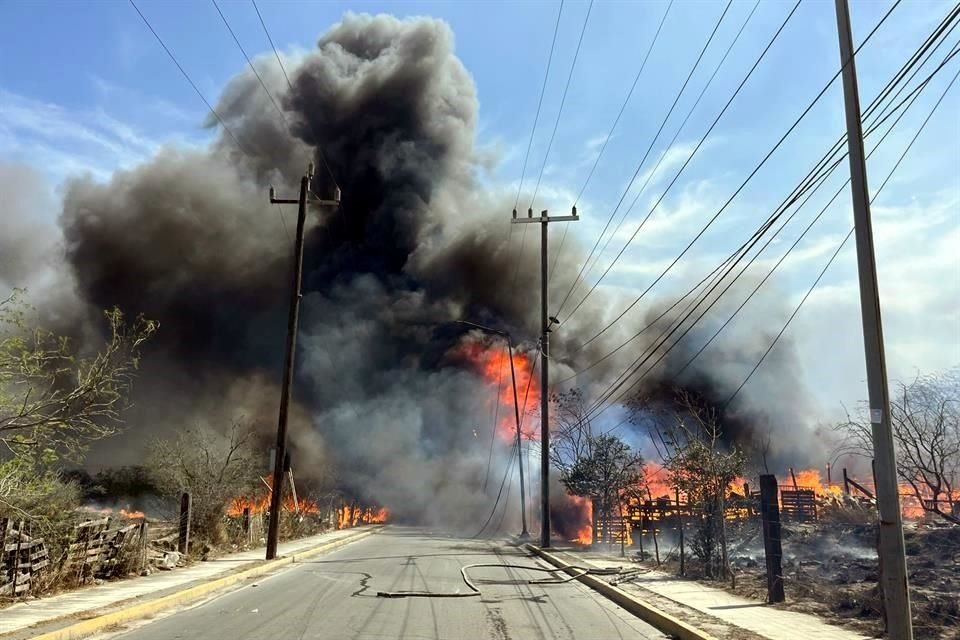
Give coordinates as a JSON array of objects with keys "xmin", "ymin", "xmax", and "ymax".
[
  {"xmin": 837, "ymin": 369, "xmax": 959, "ymax": 525},
  {"xmin": 1, "ymin": 289, "xmax": 157, "ymax": 459},
  {"xmin": 147, "ymin": 421, "xmax": 261, "ymax": 544},
  {"xmin": 631, "ymin": 389, "xmax": 746, "ymax": 579},
  {"xmin": 549, "ymin": 388, "xmax": 595, "ymax": 471}
]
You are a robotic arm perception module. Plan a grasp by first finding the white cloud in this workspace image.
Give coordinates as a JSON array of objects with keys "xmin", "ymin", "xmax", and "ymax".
[{"xmin": 0, "ymin": 89, "xmax": 205, "ymax": 189}]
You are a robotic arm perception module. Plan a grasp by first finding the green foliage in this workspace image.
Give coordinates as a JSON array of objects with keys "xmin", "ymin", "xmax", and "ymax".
[
  {"xmin": 560, "ymin": 433, "xmax": 644, "ymax": 540},
  {"xmin": 0, "ymin": 290, "xmax": 158, "ymax": 461},
  {"xmin": 0, "ymin": 453, "xmax": 82, "ymax": 566}
]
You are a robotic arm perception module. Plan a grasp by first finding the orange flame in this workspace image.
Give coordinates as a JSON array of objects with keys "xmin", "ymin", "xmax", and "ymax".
[
  {"xmin": 119, "ymin": 508, "xmax": 145, "ymax": 519},
  {"xmin": 336, "ymin": 505, "xmax": 389, "ymax": 529},
  {"xmin": 227, "ymin": 495, "xmax": 269, "ymax": 517},
  {"xmin": 568, "ymin": 495, "xmax": 593, "ymax": 544},
  {"xmin": 450, "ymin": 337, "xmax": 540, "ymax": 442},
  {"xmin": 788, "ymin": 468, "xmax": 960, "ymax": 519}
]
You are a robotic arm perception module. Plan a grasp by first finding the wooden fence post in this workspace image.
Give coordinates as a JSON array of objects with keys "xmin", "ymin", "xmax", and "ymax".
[
  {"xmin": 11, "ymin": 521, "xmax": 24, "ymax": 597},
  {"xmin": 675, "ymin": 488, "xmax": 684, "ymax": 577},
  {"xmin": 759, "ymin": 474, "xmax": 785, "ymax": 603},
  {"xmin": 178, "ymin": 492, "xmax": 191, "ymax": 556}
]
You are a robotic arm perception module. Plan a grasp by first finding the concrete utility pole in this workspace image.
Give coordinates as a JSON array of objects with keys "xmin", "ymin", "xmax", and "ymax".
[
  {"xmin": 265, "ymin": 164, "xmax": 340, "ymax": 560},
  {"xmin": 512, "ymin": 207, "xmax": 579, "ymax": 548},
  {"xmin": 833, "ymin": 1, "xmax": 912, "ymax": 636},
  {"xmin": 456, "ymin": 320, "xmax": 529, "ymax": 538}
]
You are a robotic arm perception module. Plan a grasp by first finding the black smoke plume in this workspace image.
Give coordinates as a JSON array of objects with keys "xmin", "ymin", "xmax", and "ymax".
[{"xmin": 0, "ymin": 13, "xmax": 822, "ymax": 528}]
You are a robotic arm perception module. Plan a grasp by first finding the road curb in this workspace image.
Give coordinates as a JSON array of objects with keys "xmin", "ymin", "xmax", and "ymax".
[
  {"xmin": 21, "ymin": 527, "xmax": 382, "ymax": 640},
  {"xmin": 525, "ymin": 544, "xmax": 719, "ymax": 640}
]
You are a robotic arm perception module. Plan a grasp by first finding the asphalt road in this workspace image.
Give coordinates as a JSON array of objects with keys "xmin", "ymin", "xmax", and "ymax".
[{"xmin": 107, "ymin": 527, "xmax": 668, "ymax": 640}]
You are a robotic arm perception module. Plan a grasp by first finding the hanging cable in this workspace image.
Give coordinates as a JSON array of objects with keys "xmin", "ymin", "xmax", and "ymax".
[
  {"xmin": 594, "ymin": 42, "xmax": 960, "ymax": 428},
  {"xmin": 724, "ymin": 57, "xmax": 960, "ymax": 408},
  {"xmin": 530, "ymin": 0, "xmax": 594, "ymax": 209},
  {"xmin": 554, "ymin": 0, "xmax": 734, "ymax": 316},
  {"xmin": 580, "ymin": 31, "xmax": 960, "ymax": 423},
  {"xmin": 250, "ymin": 0, "xmax": 338, "ymax": 189},
  {"xmin": 561, "ymin": 0, "xmax": 901, "ymax": 339},
  {"xmin": 588, "ymin": 0, "xmax": 761, "ymax": 282},
  {"xmin": 128, "ymin": 0, "xmax": 291, "ymax": 241},
  {"xmin": 554, "ymin": 2, "xmax": 960, "ymax": 388},
  {"xmin": 514, "ymin": 0, "xmax": 565, "ymax": 211}
]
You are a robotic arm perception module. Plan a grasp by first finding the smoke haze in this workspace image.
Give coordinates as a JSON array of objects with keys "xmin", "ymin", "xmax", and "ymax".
[{"xmin": 0, "ymin": 13, "xmax": 824, "ymax": 527}]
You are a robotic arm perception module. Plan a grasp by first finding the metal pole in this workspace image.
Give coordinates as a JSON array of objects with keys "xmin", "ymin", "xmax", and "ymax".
[
  {"xmin": 507, "ymin": 338, "xmax": 530, "ymax": 538},
  {"xmin": 266, "ymin": 172, "xmax": 309, "ymax": 560},
  {"xmin": 834, "ymin": 1, "xmax": 912, "ymax": 636},
  {"xmin": 540, "ymin": 215, "xmax": 551, "ymax": 548}
]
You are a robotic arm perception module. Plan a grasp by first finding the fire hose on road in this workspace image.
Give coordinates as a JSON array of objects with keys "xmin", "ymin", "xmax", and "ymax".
[{"xmin": 375, "ymin": 563, "xmax": 643, "ymax": 598}]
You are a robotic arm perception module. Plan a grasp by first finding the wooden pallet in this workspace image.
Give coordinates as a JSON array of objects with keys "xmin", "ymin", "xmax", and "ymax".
[{"xmin": 780, "ymin": 489, "xmax": 818, "ymax": 522}]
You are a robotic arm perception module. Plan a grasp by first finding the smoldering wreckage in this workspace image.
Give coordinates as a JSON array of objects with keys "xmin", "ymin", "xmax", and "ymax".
[{"xmin": 2, "ymin": 10, "xmax": 949, "ymax": 609}]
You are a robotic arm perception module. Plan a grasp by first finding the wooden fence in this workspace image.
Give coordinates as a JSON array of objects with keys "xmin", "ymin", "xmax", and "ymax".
[{"xmin": 0, "ymin": 516, "xmax": 155, "ymax": 599}]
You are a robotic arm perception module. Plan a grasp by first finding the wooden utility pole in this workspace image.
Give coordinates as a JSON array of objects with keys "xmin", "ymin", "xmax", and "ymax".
[
  {"xmin": 265, "ymin": 164, "xmax": 340, "ymax": 560},
  {"xmin": 834, "ymin": 1, "xmax": 912, "ymax": 636},
  {"xmin": 759, "ymin": 475, "xmax": 784, "ymax": 603},
  {"xmin": 511, "ymin": 206, "xmax": 579, "ymax": 548},
  {"xmin": 178, "ymin": 492, "xmax": 191, "ymax": 556}
]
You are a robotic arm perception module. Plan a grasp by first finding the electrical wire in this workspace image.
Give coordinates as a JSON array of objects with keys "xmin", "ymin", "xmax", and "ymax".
[
  {"xmin": 554, "ymin": 0, "xmax": 734, "ymax": 316},
  {"xmin": 562, "ymin": 0, "xmax": 901, "ymax": 341},
  {"xmin": 589, "ymin": 0, "xmax": 762, "ymax": 282},
  {"xmin": 573, "ymin": 0, "xmax": 674, "ymax": 208},
  {"xmin": 555, "ymin": 1, "xmax": 960, "ymax": 388},
  {"xmin": 584, "ymin": 31, "xmax": 960, "ymax": 427},
  {"xmin": 128, "ymin": 0, "xmax": 291, "ymax": 242},
  {"xmin": 724, "ymin": 59, "xmax": 960, "ymax": 407},
  {"xmin": 483, "ymin": 349, "xmax": 507, "ymax": 491},
  {"xmin": 529, "ymin": 0, "xmax": 594, "ymax": 209},
  {"xmin": 673, "ymin": 39, "xmax": 960, "ymax": 382},
  {"xmin": 514, "ymin": 0, "xmax": 565, "ymax": 211},
  {"xmin": 250, "ymin": 0, "xmax": 338, "ymax": 189},
  {"xmin": 597, "ymin": 41, "xmax": 960, "ymax": 433}
]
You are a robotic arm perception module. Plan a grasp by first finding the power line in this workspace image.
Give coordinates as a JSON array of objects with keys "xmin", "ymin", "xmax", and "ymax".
[
  {"xmin": 557, "ymin": 1, "xmax": 960, "ymax": 389},
  {"xmin": 566, "ymin": 0, "xmax": 901, "ymax": 348},
  {"xmin": 725, "ymin": 48, "xmax": 960, "ymax": 408},
  {"xmin": 514, "ymin": 0, "xmax": 565, "ymax": 211},
  {"xmin": 590, "ymin": 51, "xmax": 954, "ymax": 423},
  {"xmin": 561, "ymin": 3, "xmax": 960, "ymax": 397},
  {"xmin": 554, "ymin": 0, "xmax": 734, "ymax": 316},
  {"xmin": 588, "ymin": 0, "xmax": 761, "ymax": 283},
  {"xmin": 504, "ymin": 0, "xmax": 566, "ymax": 319},
  {"xmin": 128, "ymin": 0, "xmax": 291, "ymax": 241},
  {"xmin": 577, "ymin": 22, "xmax": 960, "ymax": 421},
  {"xmin": 573, "ymin": 0, "xmax": 674, "ymax": 207},
  {"xmin": 593, "ymin": 38, "xmax": 960, "ymax": 429},
  {"xmin": 529, "ymin": 0, "xmax": 594, "ymax": 209},
  {"xmin": 667, "ymin": 50, "xmax": 952, "ymax": 380},
  {"xmin": 212, "ymin": 0, "xmax": 289, "ymax": 128},
  {"xmin": 250, "ymin": 0, "xmax": 338, "ymax": 189},
  {"xmin": 558, "ymin": 0, "xmax": 805, "ymax": 329},
  {"xmin": 550, "ymin": 0, "xmax": 675, "ymax": 279}
]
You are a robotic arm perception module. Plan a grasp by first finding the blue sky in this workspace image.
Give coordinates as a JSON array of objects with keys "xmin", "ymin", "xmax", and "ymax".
[{"xmin": 1, "ymin": 0, "xmax": 958, "ymax": 426}]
